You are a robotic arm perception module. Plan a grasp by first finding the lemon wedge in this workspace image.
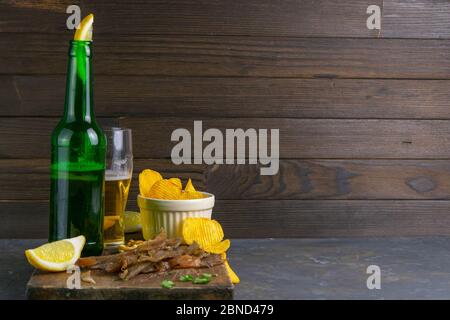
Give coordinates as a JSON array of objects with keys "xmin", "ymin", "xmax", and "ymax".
[
  {"xmin": 74, "ymin": 13, "xmax": 94, "ymax": 41},
  {"xmin": 25, "ymin": 236, "xmax": 85, "ymax": 272},
  {"xmin": 124, "ymin": 211, "xmax": 142, "ymax": 233}
]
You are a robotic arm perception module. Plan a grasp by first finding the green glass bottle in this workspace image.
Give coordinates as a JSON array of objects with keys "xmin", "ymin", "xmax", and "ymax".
[{"xmin": 49, "ymin": 40, "xmax": 106, "ymax": 256}]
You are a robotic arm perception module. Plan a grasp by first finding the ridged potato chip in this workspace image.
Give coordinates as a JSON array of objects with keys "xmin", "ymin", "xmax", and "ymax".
[
  {"xmin": 184, "ymin": 178, "xmax": 196, "ymax": 192},
  {"xmin": 224, "ymin": 260, "xmax": 240, "ymax": 284},
  {"xmin": 148, "ymin": 179, "xmax": 182, "ymax": 200},
  {"xmin": 168, "ymin": 178, "xmax": 182, "ymax": 190},
  {"xmin": 139, "ymin": 169, "xmax": 163, "ymax": 197},
  {"xmin": 178, "ymin": 192, "xmax": 191, "ymax": 200},
  {"xmin": 139, "ymin": 169, "xmax": 207, "ymax": 200},
  {"xmin": 221, "ymin": 253, "xmax": 240, "ymax": 284},
  {"xmin": 179, "ymin": 191, "xmax": 206, "ymax": 200},
  {"xmin": 203, "ymin": 239, "xmax": 230, "ymax": 254},
  {"xmin": 182, "ymin": 218, "xmax": 224, "ymax": 247}
]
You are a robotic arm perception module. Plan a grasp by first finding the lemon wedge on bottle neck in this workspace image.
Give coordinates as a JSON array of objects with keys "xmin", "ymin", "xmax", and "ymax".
[{"xmin": 74, "ymin": 14, "xmax": 94, "ymax": 41}]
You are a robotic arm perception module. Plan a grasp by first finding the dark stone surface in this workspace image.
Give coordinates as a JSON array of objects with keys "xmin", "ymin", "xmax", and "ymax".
[
  {"xmin": 1, "ymin": 239, "xmax": 41, "ymax": 300},
  {"xmin": 3, "ymin": 238, "xmax": 450, "ymax": 300}
]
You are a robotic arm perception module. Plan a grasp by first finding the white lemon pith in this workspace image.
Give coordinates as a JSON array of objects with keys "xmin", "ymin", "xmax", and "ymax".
[
  {"xmin": 25, "ymin": 236, "xmax": 85, "ymax": 272},
  {"xmin": 74, "ymin": 14, "xmax": 94, "ymax": 41}
]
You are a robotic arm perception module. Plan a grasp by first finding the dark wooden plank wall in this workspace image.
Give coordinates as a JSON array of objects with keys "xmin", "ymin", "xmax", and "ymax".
[{"xmin": 2, "ymin": 0, "xmax": 450, "ymax": 238}]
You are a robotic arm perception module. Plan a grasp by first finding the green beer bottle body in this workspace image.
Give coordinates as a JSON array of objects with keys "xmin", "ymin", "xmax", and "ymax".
[{"xmin": 49, "ymin": 41, "xmax": 106, "ymax": 256}]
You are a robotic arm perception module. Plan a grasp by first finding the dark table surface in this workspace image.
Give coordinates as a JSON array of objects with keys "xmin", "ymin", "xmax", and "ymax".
[{"xmin": 3, "ymin": 237, "xmax": 450, "ymax": 300}]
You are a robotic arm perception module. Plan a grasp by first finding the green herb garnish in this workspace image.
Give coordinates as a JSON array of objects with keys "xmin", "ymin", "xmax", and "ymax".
[
  {"xmin": 161, "ymin": 280, "xmax": 175, "ymax": 289},
  {"xmin": 193, "ymin": 276, "xmax": 211, "ymax": 284},
  {"xmin": 179, "ymin": 274, "xmax": 194, "ymax": 282},
  {"xmin": 177, "ymin": 273, "xmax": 214, "ymax": 285}
]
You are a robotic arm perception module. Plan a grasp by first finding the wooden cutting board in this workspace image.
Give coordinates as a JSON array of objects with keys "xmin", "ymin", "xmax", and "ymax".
[{"xmin": 26, "ymin": 264, "xmax": 234, "ymax": 300}]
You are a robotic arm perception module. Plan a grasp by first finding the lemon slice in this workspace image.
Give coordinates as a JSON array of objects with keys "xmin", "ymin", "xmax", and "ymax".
[
  {"xmin": 74, "ymin": 14, "xmax": 94, "ymax": 41},
  {"xmin": 25, "ymin": 236, "xmax": 85, "ymax": 272},
  {"xmin": 124, "ymin": 211, "xmax": 142, "ymax": 233},
  {"xmin": 104, "ymin": 215, "xmax": 121, "ymax": 230}
]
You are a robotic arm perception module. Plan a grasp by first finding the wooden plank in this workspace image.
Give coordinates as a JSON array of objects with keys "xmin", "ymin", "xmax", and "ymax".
[
  {"xmin": 121, "ymin": 117, "xmax": 450, "ymax": 159},
  {"xmin": 3, "ymin": 1, "xmax": 450, "ymax": 39},
  {"xmin": 0, "ymin": 159, "xmax": 50, "ymax": 200},
  {"xmin": 0, "ymin": 118, "xmax": 56, "ymax": 159},
  {"xmin": 0, "ymin": 0, "xmax": 380, "ymax": 37},
  {"xmin": 204, "ymin": 159, "xmax": 450, "ymax": 200},
  {"xmin": 0, "ymin": 159, "xmax": 206, "ymax": 200},
  {"xmin": 382, "ymin": 1, "xmax": 450, "ymax": 39},
  {"xmin": 0, "ymin": 118, "xmax": 117, "ymax": 159},
  {"xmin": 4, "ymin": 76, "xmax": 450, "ymax": 119},
  {"xmin": 4, "ymin": 117, "xmax": 450, "ymax": 159},
  {"xmin": 27, "ymin": 265, "xmax": 233, "ymax": 300},
  {"xmin": 3, "ymin": 34, "xmax": 450, "ymax": 78},
  {"xmin": 0, "ymin": 201, "xmax": 49, "ymax": 238},
  {"xmin": 214, "ymin": 200, "xmax": 450, "ymax": 238},
  {"xmin": 4, "ymin": 159, "xmax": 450, "ymax": 201},
  {"xmin": 3, "ymin": 200, "xmax": 450, "ymax": 238}
]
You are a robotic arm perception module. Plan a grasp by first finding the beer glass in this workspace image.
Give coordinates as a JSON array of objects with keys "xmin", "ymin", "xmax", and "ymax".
[{"xmin": 104, "ymin": 128, "xmax": 133, "ymax": 248}]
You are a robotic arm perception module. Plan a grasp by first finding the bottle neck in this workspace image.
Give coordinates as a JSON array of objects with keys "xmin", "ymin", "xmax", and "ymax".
[{"xmin": 63, "ymin": 41, "xmax": 95, "ymax": 123}]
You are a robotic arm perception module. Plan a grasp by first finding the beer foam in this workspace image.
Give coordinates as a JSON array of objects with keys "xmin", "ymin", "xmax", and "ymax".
[{"xmin": 105, "ymin": 170, "xmax": 131, "ymax": 181}]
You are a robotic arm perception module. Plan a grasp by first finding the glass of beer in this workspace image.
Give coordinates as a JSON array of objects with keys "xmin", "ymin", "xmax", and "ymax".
[{"xmin": 104, "ymin": 128, "xmax": 133, "ymax": 249}]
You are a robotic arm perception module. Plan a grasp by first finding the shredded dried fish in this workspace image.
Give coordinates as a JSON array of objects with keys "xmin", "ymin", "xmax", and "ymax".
[
  {"xmin": 76, "ymin": 231, "xmax": 223, "ymax": 280},
  {"xmin": 81, "ymin": 270, "xmax": 96, "ymax": 284}
]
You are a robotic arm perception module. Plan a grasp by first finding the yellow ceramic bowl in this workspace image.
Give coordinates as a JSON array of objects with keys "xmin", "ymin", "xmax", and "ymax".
[{"xmin": 137, "ymin": 192, "xmax": 215, "ymax": 240}]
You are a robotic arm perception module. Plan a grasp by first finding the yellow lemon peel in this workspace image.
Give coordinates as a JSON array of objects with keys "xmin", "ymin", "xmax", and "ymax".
[{"xmin": 74, "ymin": 14, "xmax": 94, "ymax": 41}]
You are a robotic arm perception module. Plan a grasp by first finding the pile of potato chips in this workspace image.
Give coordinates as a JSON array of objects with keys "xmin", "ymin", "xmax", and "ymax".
[
  {"xmin": 139, "ymin": 169, "xmax": 206, "ymax": 200},
  {"xmin": 182, "ymin": 217, "xmax": 239, "ymax": 284}
]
